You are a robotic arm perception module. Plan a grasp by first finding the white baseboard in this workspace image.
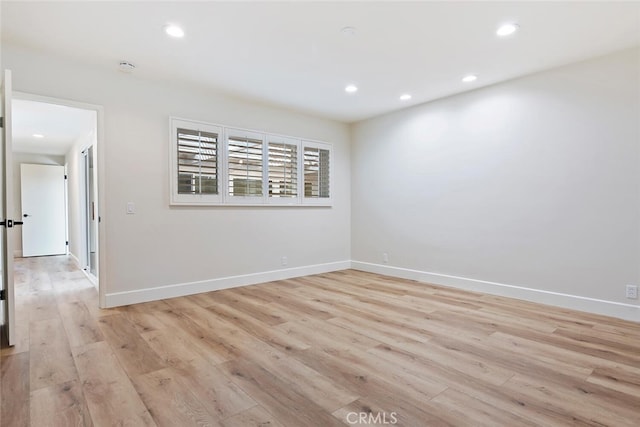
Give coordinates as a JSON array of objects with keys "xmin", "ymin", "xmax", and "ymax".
[
  {"xmin": 351, "ymin": 261, "xmax": 640, "ymax": 323},
  {"xmin": 68, "ymin": 252, "xmax": 81, "ymax": 268},
  {"xmin": 104, "ymin": 260, "xmax": 351, "ymax": 308},
  {"xmin": 103, "ymin": 258, "xmax": 640, "ymax": 322}
]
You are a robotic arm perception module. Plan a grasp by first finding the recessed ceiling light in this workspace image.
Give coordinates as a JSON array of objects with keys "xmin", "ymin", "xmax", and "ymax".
[
  {"xmin": 345, "ymin": 84, "xmax": 358, "ymax": 93},
  {"xmin": 32, "ymin": 134, "xmax": 44, "ymax": 138},
  {"xmin": 462, "ymin": 74, "xmax": 477, "ymax": 83},
  {"xmin": 399, "ymin": 94, "xmax": 412, "ymax": 101},
  {"xmin": 496, "ymin": 23, "xmax": 519, "ymax": 37},
  {"xmin": 164, "ymin": 24, "xmax": 185, "ymax": 38}
]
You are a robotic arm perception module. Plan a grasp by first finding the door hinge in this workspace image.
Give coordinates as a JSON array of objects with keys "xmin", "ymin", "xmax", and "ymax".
[
  {"xmin": 64, "ymin": 175, "xmax": 68, "ymax": 180},
  {"xmin": 66, "ymin": 241, "xmax": 69, "ymax": 246},
  {"xmin": 0, "ymin": 117, "xmax": 3, "ymax": 128},
  {"xmin": 0, "ymin": 289, "xmax": 6, "ymax": 301}
]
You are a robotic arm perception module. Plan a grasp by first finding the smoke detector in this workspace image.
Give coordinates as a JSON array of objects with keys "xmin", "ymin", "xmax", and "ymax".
[
  {"xmin": 341, "ymin": 26, "xmax": 357, "ymax": 37},
  {"xmin": 118, "ymin": 61, "xmax": 136, "ymax": 73}
]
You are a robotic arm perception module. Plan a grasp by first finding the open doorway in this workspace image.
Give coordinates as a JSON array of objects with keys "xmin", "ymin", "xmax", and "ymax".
[{"xmin": 11, "ymin": 93, "xmax": 103, "ymax": 300}]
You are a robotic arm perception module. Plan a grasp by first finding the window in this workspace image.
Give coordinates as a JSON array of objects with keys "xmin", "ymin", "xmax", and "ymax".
[
  {"xmin": 304, "ymin": 143, "xmax": 330, "ymax": 200},
  {"xmin": 177, "ymin": 128, "xmax": 218, "ymax": 195},
  {"xmin": 170, "ymin": 119, "xmax": 222, "ymax": 204},
  {"xmin": 227, "ymin": 129, "xmax": 264, "ymax": 202},
  {"xmin": 170, "ymin": 117, "xmax": 331, "ymax": 206},
  {"xmin": 268, "ymin": 136, "xmax": 299, "ymax": 203}
]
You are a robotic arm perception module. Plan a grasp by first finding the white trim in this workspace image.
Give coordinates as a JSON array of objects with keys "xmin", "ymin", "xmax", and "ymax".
[
  {"xmin": 68, "ymin": 251, "xmax": 81, "ymax": 268},
  {"xmin": 104, "ymin": 260, "xmax": 351, "ymax": 308},
  {"xmin": 64, "ymin": 163, "xmax": 69, "ymax": 258},
  {"xmin": 351, "ymin": 261, "xmax": 640, "ymax": 323},
  {"xmin": 104, "ymin": 258, "xmax": 640, "ymax": 321},
  {"xmin": 80, "ymin": 268, "xmax": 98, "ymax": 288},
  {"xmin": 70, "ymin": 251, "xmax": 97, "ymax": 287}
]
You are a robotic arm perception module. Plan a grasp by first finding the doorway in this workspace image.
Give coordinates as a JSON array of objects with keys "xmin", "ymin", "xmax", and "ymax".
[{"xmin": 11, "ymin": 92, "xmax": 104, "ymax": 304}]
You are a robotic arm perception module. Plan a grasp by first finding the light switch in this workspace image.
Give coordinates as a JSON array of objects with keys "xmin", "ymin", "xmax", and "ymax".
[{"xmin": 126, "ymin": 202, "xmax": 135, "ymax": 214}]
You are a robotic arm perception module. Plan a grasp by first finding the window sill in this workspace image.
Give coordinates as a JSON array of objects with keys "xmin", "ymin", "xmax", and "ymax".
[{"xmin": 169, "ymin": 201, "xmax": 333, "ymax": 208}]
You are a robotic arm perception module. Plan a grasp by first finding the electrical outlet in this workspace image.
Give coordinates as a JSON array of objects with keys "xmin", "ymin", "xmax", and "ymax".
[
  {"xmin": 281, "ymin": 256, "xmax": 288, "ymax": 266},
  {"xmin": 383, "ymin": 252, "xmax": 389, "ymax": 263},
  {"xmin": 626, "ymin": 285, "xmax": 638, "ymax": 299}
]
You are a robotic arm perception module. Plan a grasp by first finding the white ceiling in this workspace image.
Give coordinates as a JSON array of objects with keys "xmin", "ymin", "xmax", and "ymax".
[
  {"xmin": 12, "ymin": 99, "xmax": 96, "ymax": 156},
  {"xmin": 2, "ymin": 1, "xmax": 639, "ymax": 123}
]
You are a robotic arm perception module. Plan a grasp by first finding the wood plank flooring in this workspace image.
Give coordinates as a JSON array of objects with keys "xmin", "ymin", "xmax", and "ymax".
[{"xmin": 1, "ymin": 255, "xmax": 639, "ymax": 426}]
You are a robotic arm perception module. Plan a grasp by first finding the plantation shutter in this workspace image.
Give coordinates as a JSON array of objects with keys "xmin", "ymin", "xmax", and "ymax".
[
  {"xmin": 228, "ymin": 133, "xmax": 263, "ymax": 197},
  {"xmin": 171, "ymin": 118, "xmax": 331, "ymax": 206},
  {"xmin": 304, "ymin": 146, "xmax": 330, "ymax": 198},
  {"xmin": 268, "ymin": 141, "xmax": 298, "ymax": 198},
  {"xmin": 177, "ymin": 128, "xmax": 218, "ymax": 195}
]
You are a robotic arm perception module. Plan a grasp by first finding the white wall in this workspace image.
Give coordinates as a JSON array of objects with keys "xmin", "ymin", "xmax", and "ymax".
[
  {"xmin": 12, "ymin": 152, "xmax": 65, "ymax": 256},
  {"xmin": 3, "ymin": 44, "xmax": 351, "ymax": 305},
  {"xmin": 352, "ymin": 48, "xmax": 640, "ymax": 319}
]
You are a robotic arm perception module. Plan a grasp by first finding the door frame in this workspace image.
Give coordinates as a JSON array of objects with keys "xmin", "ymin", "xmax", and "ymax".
[
  {"xmin": 2, "ymin": 70, "xmax": 16, "ymax": 345},
  {"xmin": 13, "ymin": 91, "xmax": 107, "ymax": 308},
  {"xmin": 81, "ymin": 145, "xmax": 98, "ymax": 279}
]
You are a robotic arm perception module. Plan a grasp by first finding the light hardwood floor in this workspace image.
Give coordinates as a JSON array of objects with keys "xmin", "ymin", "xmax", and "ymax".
[{"xmin": 1, "ymin": 256, "xmax": 639, "ymax": 426}]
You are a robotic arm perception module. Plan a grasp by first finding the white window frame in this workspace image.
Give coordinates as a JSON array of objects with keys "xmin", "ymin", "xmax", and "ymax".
[
  {"xmin": 170, "ymin": 118, "xmax": 222, "ymax": 205},
  {"xmin": 169, "ymin": 117, "xmax": 332, "ymax": 207}
]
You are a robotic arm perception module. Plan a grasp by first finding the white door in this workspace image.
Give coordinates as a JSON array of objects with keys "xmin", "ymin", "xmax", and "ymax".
[
  {"xmin": 1, "ymin": 70, "xmax": 16, "ymax": 346},
  {"xmin": 21, "ymin": 163, "xmax": 67, "ymax": 257}
]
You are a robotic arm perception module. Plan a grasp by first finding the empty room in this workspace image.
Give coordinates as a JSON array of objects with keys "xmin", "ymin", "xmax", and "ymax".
[{"xmin": 1, "ymin": 1, "xmax": 639, "ymax": 426}]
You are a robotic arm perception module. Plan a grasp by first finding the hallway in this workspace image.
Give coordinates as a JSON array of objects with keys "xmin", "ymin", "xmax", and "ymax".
[
  {"xmin": 1, "ymin": 256, "xmax": 101, "ymax": 425},
  {"xmin": 2, "ymin": 256, "xmax": 99, "ymax": 357}
]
